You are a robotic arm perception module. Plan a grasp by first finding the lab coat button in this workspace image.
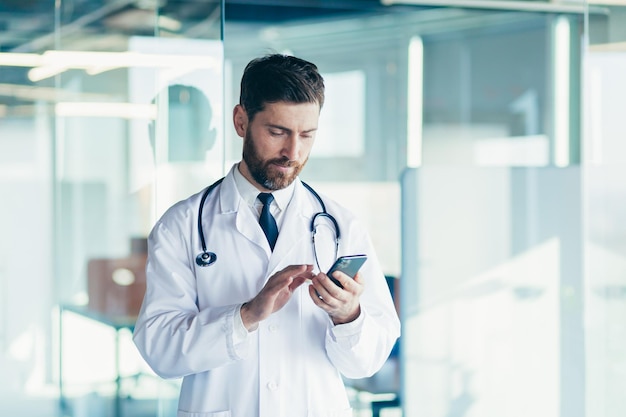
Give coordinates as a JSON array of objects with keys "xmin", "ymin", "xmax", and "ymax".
[
  {"xmin": 268, "ymin": 324, "xmax": 278, "ymax": 332},
  {"xmin": 267, "ymin": 381, "xmax": 278, "ymax": 391}
]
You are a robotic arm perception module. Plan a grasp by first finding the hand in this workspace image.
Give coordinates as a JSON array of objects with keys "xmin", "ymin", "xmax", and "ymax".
[
  {"xmin": 241, "ymin": 264, "xmax": 314, "ymax": 331},
  {"xmin": 309, "ymin": 270, "xmax": 364, "ymax": 325}
]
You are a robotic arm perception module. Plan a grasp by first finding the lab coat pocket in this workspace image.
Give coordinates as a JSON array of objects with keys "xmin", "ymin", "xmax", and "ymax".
[{"xmin": 177, "ymin": 410, "xmax": 231, "ymax": 417}]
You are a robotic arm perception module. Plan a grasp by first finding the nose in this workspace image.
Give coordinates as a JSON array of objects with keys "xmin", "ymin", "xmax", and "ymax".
[{"xmin": 281, "ymin": 134, "xmax": 300, "ymax": 161}]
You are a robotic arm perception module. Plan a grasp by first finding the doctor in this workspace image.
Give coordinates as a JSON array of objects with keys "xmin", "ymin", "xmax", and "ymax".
[{"xmin": 133, "ymin": 54, "xmax": 401, "ymax": 417}]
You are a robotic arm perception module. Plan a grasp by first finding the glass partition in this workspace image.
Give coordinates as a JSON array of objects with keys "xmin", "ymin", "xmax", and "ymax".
[
  {"xmin": 225, "ymin": 13, "xmax": 417, "ymax": 279},
  {"xmin": 400, "ymin": 9, "xmax": 588, "ymax": 417},
  {"xmin": 225, "ymin": 10, "xmax": 421, "ymax": 412},
  {"xmin": 0, "ymin": 1, "xmax": 224, "ymax": 416},
  {"xmin": 223, "ymin": 7, "xmax": 592, "ymax": 416},
  {"xmin": 2, "ymin": 1, "xmax": 624, "ymax": 416},
  {"xmin": 399, "ymin": 3, "xmax": 626, "ymax": 417},
  {"xmin": 0, "ymin": 2, "xmax": 57, "ymax": 413},
  {"xmin": 584, "ymin": 5, "xmax": 626, "ymax": 417}
]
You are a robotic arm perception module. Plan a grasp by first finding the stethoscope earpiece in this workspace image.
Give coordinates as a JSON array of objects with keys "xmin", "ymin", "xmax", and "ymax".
[{"xmin": 196, "ymin": 251, "xmax": 217, "ymax": 267}]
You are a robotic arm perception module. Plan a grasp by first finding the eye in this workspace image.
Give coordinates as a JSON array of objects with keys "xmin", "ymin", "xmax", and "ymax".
[{"xmin": 269, "ymin": 128, "xmax": 285, "ymax": 137}]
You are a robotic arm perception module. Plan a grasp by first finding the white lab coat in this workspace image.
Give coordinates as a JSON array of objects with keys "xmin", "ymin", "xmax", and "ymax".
[{"xmin": 133, "ymin": 165, "xmax": 401, "ymax": 417}]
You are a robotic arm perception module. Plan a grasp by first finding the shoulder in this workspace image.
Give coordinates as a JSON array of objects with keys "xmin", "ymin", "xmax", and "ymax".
[
  {"xmin": 151, "ymin": 186, "xmax": 210, "ymax": 235},
  {"xmin": 154, "ymin": 174, "xmax": 235, "ymax": 229}
]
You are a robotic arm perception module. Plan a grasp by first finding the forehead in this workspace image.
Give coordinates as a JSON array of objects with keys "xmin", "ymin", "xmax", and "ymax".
[{"xmin": 253, "ymin": 101, "xmax": 320, "ymax": 130}]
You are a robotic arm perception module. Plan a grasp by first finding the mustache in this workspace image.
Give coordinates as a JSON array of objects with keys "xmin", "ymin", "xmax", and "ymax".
[{"xmin": 267, "ymin": 157, "xmax": 298, "ymax": 167}]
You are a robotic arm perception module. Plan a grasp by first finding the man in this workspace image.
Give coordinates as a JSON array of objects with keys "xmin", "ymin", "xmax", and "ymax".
[{"xmin": 133, "ymin": 54, "xmax": 401, "ymax": 417}]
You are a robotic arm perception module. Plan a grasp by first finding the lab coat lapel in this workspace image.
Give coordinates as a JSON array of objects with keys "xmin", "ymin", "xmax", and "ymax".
[
  {"xmin": 220, "ymin": 170, "xmax": 272, "ymax": 257},
  {"xmin": 236, "ymin": 206, "xmax": 271, "ymax": 256},
  {"xmin": 267, "ymin": 181, "xmax": 312, "ymax": 273}
]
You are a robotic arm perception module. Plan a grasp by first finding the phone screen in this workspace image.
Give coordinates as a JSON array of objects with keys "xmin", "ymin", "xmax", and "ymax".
[{"xmin": 326, "ymin": 254, "xmax": 367, "ymax": 288}]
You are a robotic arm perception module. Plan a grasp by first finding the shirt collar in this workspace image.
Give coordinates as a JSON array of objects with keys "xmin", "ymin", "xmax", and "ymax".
[{"xmin": 232, "ymin": 163, "xmax": 295, "ymax": 211}]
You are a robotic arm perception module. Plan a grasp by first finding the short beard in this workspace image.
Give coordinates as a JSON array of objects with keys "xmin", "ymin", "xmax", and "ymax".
[{"xmin": 242, "ymin": 130, "xmax": 306, "ymax": 190}]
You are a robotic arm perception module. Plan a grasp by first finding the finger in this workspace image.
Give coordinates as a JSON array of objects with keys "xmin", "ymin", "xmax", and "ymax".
[
  {"xmin": 352, "ymin": 271, "xmax": 364, "ymax": 285},
  {"xmin": 299, "ymin": 264, "xmax": 315, "ymax": 273},
  {"xmin": 274, "ymin": 274, "xmax": 308, "ymax": 296},
  {"xmin": 319, "ymin": 273, "xmax": 348, "ymax": 300},
  {"xmin": 288, "ymin": 276, "xmax": 308, "ymax": 291},
  {"xmin": 294, "ymin": 269, "xmax": 316, "ymax": 281},
  {"xmin": 334, "ymin": 271, "xmax": 364, "ymax": 296},
  {"xmin": 330, "ymin": 270, "xmax": 353, "ymax": 291},
  {"xmin": 308, "ymin": 285, "xmax": 329, "ymax": 308},
  {"xmin": 312, "ymin": 276, "xmax": 344, "ymax": 306},
  {"xmin": 282, "ymin": 264, "xmax": 314, "ymax": 281},
  {"xmin": 270, "ymin": 265, "xmax": 312, "ymax": 288}
]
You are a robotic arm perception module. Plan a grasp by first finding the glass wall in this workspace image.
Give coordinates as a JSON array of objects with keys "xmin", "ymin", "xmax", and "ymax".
[
  {"xmin": 225, "ymin": 14, "xmax": 416, "ymax": 280},
  {"xmin": 399, "ymin": 3, "xmax": 626, "ymax": 417},
  {"xmin": 0, "ymin": 1, "xmax": 223, "ymax": 416},
  {"xmin": 584, "ymin": 5, "xmax": 626, "ymax": 417},
  {"xmin": 401, "ymin": 10, "xmax": 586, "ymax": 417},
  {"xmin": 1, "ymin": 1, "xmax": 625, "ymax": 417},
  {"xmin": 224, "ymin": 8, "xmax": 582, "ymax": 416},
  {"xmin": 225, "ymin": 15, "xmax": 408, "ymax": 413}
]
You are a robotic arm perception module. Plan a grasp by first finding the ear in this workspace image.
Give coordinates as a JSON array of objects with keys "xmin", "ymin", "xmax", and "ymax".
[{"xmin": 233, "ymin": 105, "xmax": 248, "ymax": 138}]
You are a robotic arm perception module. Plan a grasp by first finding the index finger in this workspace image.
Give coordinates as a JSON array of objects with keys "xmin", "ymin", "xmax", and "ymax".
[
  {"xmin": 281, "ymin": 264, "xmax": 313, "ymax": 274},
  {"xmin": 281, "ymin": 264, "xmax": 315, "ymax": 280}
]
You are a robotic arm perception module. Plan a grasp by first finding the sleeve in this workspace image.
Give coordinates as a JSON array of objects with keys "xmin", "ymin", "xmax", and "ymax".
[
  {"xmin": 324, "ymin": 218, "xmax": 401, "ymax": 379},
  {"xmin": 132, "ymin": 214, "xmax": 252, "ymax": 379}
]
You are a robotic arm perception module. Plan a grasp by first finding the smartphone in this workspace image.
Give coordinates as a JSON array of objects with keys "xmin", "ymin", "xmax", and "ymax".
[{"xmin": 326, "ymin": 254, "xmax": 368, "ymax": 288}]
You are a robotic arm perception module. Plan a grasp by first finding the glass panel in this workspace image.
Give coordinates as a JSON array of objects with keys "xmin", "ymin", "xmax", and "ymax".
[
  {"xmin": 0, "ymin": 4, "xmax": 57, "ymax": 416},
  {"xmin": 401, "ymin": 9, "xmax": 586, "ymax": 417},
  {"xmin": 421, "ymin": 13, "xmax": 581, "ymax": 168},
  {"xmin": 224, "ymin": 8, "xmax": 581, "ymax": 416},
  {"xmin": 56, "ymin": 2, "xmax": 224, "ymax": 415},
  {"xmin": 2, "ymin": 2, "xmax": 622, "ymax": 417},
  {"xmin": 0, "ymin": 1, "xmax": 223, "ymax": 416},
  {"xmin": 402, "ymin": 165, "xmax": 582, "ymax": 417},
  {"xmin": 584, "ymin": 5, "xmax": 626, "ymax": 417},
  {"xmin": 225, "ymin": 11, "xmax": 411, "ymax": 413}
]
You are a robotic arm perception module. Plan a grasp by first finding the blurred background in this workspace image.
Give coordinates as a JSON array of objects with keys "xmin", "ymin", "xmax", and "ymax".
[{"xmin": 0, "ymin": 0, "xmax": 625, "ymax": 416}]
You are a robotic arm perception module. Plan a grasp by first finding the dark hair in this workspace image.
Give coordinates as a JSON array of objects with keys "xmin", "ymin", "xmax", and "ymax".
[{"xmin": 239, "ymin": 54, "xmax": 325, "ymax": 122}]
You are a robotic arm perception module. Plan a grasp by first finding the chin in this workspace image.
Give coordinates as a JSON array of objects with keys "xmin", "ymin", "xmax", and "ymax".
[{"xmin": 265, "ymin": 174, "xmax": 297, "ymax": 190}]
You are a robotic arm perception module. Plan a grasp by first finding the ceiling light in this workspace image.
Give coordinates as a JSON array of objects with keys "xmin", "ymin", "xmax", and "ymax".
[
  {"xmin": 0, "ymin": 53, "xmax": 42, "ymax": 67},
  {"xmin": 55, "ymin": 102, "xmax": 157, "ymax": 119},
  {"xmin": 381, "ymin": 0, "xmax": 588, "ymax": 13},
  {"xmin": 0, "ymin": 50, "xmax": 219, "ymax": 82}
]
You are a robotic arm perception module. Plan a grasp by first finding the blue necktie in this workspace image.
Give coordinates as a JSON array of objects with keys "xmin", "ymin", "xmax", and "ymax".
[{"xmin": 258, "ymin": 193, "xmax": 278, "ymax": 250}]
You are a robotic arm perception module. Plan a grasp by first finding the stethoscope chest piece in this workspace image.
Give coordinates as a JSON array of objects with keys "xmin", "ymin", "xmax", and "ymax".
[{"xmin": 196, "ymin": 251, "xmax": 217, "ymax": 267}]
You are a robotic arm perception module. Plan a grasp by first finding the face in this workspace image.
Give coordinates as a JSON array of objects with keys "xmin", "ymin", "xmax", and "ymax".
[{"xmin": 234, "ymin": 101, "xmax": 320, "ymax": 191}]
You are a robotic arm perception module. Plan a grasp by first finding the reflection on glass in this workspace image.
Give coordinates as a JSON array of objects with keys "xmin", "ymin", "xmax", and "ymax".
[
  {"xmin": 401, "ymin": 9, "xmax": 589, "ymax": 417},
  {"xmin": 1, "ymin": 1, "xmax": 624, "ymax": 416},
  {"xmin": 312, "ymin": 70, "xmax": 366, "ymax": 158},
  {"xmin": 128, "ymin": 36, "xmax": 224, "ymax": 229},
  {"xmin": 0, "ymin": 1, "xmax": 223, "ymax": 416},
  {"xmin": 585, "ymin": 6, "xmax": 626, "ymax": 417}
]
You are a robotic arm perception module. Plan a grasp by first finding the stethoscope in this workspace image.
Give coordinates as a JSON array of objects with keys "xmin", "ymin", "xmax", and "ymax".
[{"xmin": 196, "ymin": 177, "xmax": 340, "ymax": 270}]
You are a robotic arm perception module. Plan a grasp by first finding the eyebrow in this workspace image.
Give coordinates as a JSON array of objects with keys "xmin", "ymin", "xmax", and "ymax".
[{"xmin": 266, "ymin": 123, "xmax": 318, "ymax": 134}]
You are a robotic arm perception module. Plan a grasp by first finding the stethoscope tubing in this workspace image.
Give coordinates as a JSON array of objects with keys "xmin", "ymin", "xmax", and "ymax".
[
  {"xmin": 197, "ymin": 177, "xmax": 224, "ymax": 256},
  {"xmin": 195, "ymin": 177, "xmax": 340, "ymax": 268}
]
